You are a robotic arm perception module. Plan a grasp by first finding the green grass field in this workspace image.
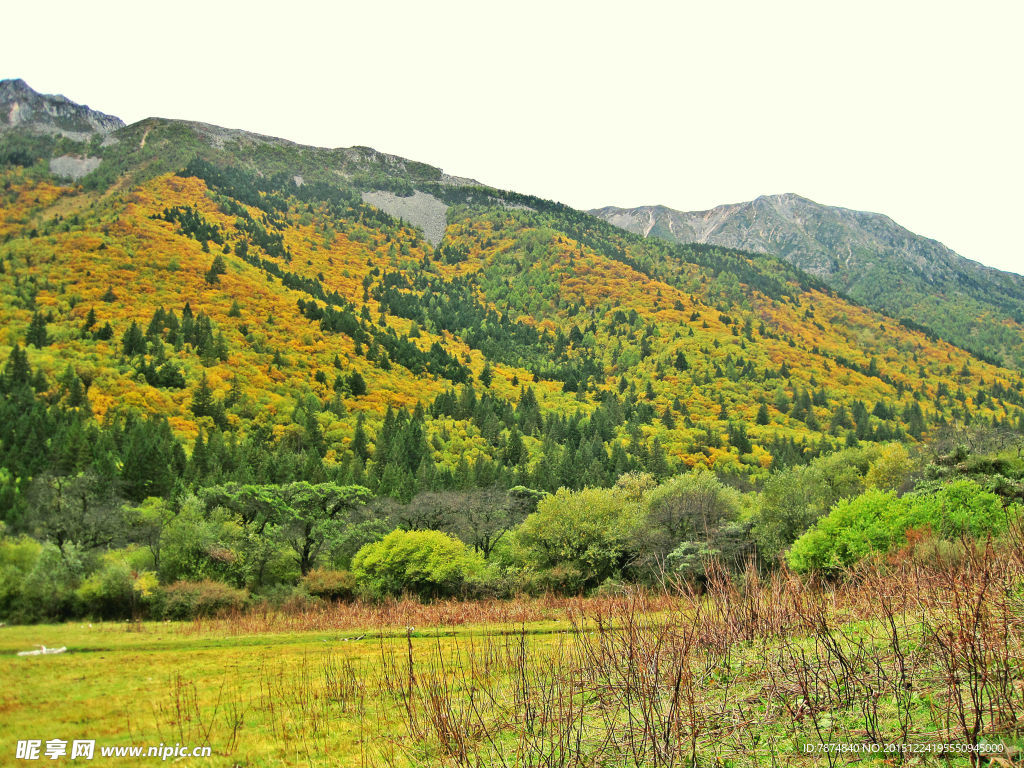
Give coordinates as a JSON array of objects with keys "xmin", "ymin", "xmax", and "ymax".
[
  {"xmin": 1, "ymin": 615, "xmax": 592, "ymax": 767},
  {"xmin": 3, "ymin": 556, "xmax": 1023, "ymax": 767}
]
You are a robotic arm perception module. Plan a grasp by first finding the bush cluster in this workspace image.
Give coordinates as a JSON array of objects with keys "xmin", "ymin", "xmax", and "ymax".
[{"xmin": 0, "ymin": 436, "xmax": 1020, "ymax": 623}]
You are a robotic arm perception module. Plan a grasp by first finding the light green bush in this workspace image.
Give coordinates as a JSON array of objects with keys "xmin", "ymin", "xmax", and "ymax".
[
  {"xmin": 788, "ymin": 480, "xmax": 1013, "ymax": 573},
  {"xmin": 16, "ymin": 542, "xmax": 84, "ymax": 623},
  {"xmin": 0, "ymin": 531, "xmax": 43, "ymax": 618},
  {"xmin": 351, "ymin": 529, "xmax": 484, "ymax": 599},
  {"xmin": 755, "ymin": 445, "xmax": 880, "ymax": 562}
]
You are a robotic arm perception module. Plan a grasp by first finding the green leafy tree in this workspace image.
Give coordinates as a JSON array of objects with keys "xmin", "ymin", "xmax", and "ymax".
[
  {"xmin": 127, "ymin": 497, "xmax": 177, "ymax": 575},
  {"xmin": 443, "ymin": 486, "xmax": 523, "ymax": 559},
  {"xmin": 274, "ymin": 483, "xmax": 373, "ymax": 575},
  {"xmin": 641, "ymin": 471, "xmax": 744, "ymax": 568},
  {"xmin": 24, "ymin": 472, "xmax": 124, "ymax": 550},
  {"xmin": 512, "ymin": 485, "xmax": 644, "ymax": 592}
]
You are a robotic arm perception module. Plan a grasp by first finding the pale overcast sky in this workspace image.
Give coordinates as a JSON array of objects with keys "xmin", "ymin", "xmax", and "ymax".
[{"xmin": 5, "ymin": 0, "xmax": 1022, "ymax": 275}]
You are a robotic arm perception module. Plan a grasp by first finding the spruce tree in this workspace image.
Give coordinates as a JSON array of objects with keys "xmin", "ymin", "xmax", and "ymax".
[
  {"xmin": 122, "ymin": 321, "xmax": 146, "ymax": 356},
  {"xmin": 348, "ymin": 371, "xmax": 367, "ymax": 397},
  {"xmin": 755, "ymin": 403, "xmax": 770, "ymax": 425},
  {"xmin": 5, "ymin": 344, "xmax": 31, "ymax": 386},
  {"xmin": 26, "ymin": 312, "xmax": 49, "ymax": 348},
  {"xmin": 661, "ymin": 407, "xmax": 676, "ymax": 429},
  {"xmin": 205, "ymin": 254, "xmax": 227, "ymax": 284},
  {"xmin": 190, "ymin": 374, "xmax": 215, "ymax": 418},
  {"xmin": 82, "ymin": 307, "xmax": 97, "ymax": 334}
]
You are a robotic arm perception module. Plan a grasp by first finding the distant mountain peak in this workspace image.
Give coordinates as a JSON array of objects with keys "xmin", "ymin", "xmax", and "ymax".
[
  {"xmin": 590, "ymin": 195, "xmax": 1024, "ymax": 368},
  {"xmin": 0, "ymin": 78, "xmax": 124, "ymax": 140},
  {"xmin": 591, "ymin": 194, "xmax": 980, "ymax": 276}
]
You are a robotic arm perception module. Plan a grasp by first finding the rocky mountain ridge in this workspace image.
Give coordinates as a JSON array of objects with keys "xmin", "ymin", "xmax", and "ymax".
[
  {"xmin": 0, "ymin": 78, "xmax": 124, "ymax": 139},
  {"xmin": 590, "ymin": 194, "xmax": 1024, "ymax": 369}
]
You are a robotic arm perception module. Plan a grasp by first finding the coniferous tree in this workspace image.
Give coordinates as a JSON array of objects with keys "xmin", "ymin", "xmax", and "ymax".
[
  {"xmin": 190, "ymin": 374, "xmax": 216, "ymax": 418},
  {"xmin": 755, "ymin": 403, "xmax": 771, "ymax": 425},
  {"xmin": 805, "ymin": 408, "xmax": 820, "ymax": 431},
  {"xmin": 82, "ymin": 307, "xmax": 97, "ymax": 334},
  {"xmin": 905, "ymin": 401, "xmax": 926, "ymax": 438},
  {"xmin": 348, "ymin": 371, "xmax": 367, "ymax": 397},
  {"xmin": 5, "ymin": 344, "xmax": 31, "ymax": 386},
  {"xmin": 503, "ymin": 427, "xmax": 525, "ymax": 466},
  {"xmin": 661, "ymin": 407, "xmax": 676, "ymax": 429},
  {"xmin": 205, "ymin": 254, "xmax": 227, "ymax": 284},
  {"xmin": 648, "ymin": 438, "xmax": 671, "ymax": 478},
  {"xmin": 122, "ymin": 321, "xmax": 146, "ymax": 356},
  {"xmin": 26, "ymin": 311, "xmax": 50, "ymax": 348},
  {"xmin": 830, "ymin": 403, "xmax": 853, "ymax": 432}
]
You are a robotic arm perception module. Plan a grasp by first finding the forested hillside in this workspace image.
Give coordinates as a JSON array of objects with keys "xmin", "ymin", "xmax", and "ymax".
[
  {"xmin": 0, "ymin": 76, "xmax": 1023, "ymax": 616},
  {"xmin": 3, "ymin": 148, "xmax": 1023, "ymax": 519}
]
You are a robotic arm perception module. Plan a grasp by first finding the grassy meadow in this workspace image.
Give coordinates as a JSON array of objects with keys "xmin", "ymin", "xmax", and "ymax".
[{"xmin": 4, "ymin": 543, "xmax": 1024, "ymax": 767}]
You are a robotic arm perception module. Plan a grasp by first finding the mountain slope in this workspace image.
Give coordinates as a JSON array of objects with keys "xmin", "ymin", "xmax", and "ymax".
[
  {"xmin": 590, "ymin": 195, "xmax": 1024, "ymax": 369},
  {"xmin": 1, "ymin": 79, "xmax": 1023, "ymax": 519}
]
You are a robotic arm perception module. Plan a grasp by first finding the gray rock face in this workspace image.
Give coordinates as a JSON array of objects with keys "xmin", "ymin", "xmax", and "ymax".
[
  {"xmin": 590, "ymin": 194, "xmax": 1016, "ymax": 285},
  {"xmin": 0, "ymin": 79, "xmax": 124, "ymax": 140},
  {"xmin": 361, "ymin": 190, "xmax": 449, "ymax": 246},
  {"xmin": 49, "ymin": 155, "xmax": 102, "ymax": 180}
]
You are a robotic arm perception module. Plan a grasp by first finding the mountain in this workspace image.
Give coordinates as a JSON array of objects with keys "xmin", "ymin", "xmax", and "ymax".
[
  {"xmin": 1, "ymin": 78, "xmax": 124, "ymax": 139},
  {"xmin": 1, "ymin": 79, "xmax": 1022, "ymax": 517},
  {"xmin": 590, "ymin": 195, "xmax": 1024, "ymax": 369}
]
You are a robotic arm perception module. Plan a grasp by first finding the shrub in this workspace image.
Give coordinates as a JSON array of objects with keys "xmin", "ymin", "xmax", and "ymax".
[
  {"xmin": 0, "ymin": 532, "xmax": 43, "ymax": 619},
  {"xmin": 755, "ymin": 445, "xmax": 879, "ymax": 562},
  {"xmin": 351, "ymin": 529, "xmax": 484, "ymax": 600},
  {"xmin": 302, "ymin": 569, "xmax": 357, "ymax": 601},
  {"xmin": 75, "ymin": 549, "xmax": 157, "ymax": 620},
  {"xmin": 788, "ymin": 480, "xmax": 1015, "ymax": 573},
  {"xmin": 521, "ymin": 563, "xmax": 587, "ymax": 596},
  {"xmin": 155, "ymin": 580, "xmax": 249, "ymax": 620},
  {"xmin": 900, "ymin": 479, "xmax": 1010, "ymax": 540},
  {"xmin": 787, "ymin": 490, "xmax": 899, "ymax": 573}
]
